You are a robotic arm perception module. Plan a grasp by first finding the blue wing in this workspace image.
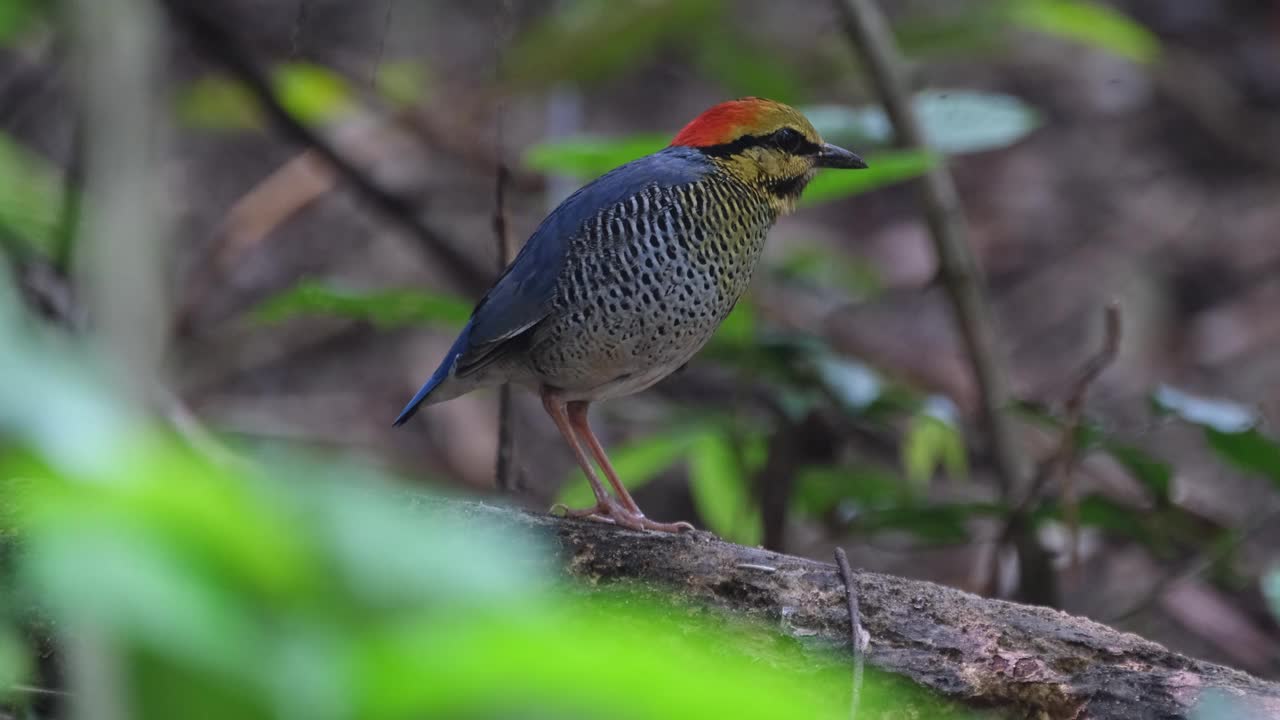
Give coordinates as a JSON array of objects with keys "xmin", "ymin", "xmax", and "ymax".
[{"xmin": 394, "ymin": 147, "xmax": 710, "ymax": 426}]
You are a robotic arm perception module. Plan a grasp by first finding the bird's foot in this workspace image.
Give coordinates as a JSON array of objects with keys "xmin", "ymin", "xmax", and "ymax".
[{"xmin": 550, "ymin": 500, "xmax": 693, "ymax": 533}]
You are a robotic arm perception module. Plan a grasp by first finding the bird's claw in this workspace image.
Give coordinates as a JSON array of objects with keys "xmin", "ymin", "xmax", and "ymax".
[{"xmin": 549, "ymin": 500, "xmax": 693, "ymax": 533}]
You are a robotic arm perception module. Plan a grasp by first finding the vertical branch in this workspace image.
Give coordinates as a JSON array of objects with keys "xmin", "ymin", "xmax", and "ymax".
[
  {"xmin": 69, "ymin": 0, "xmax": 170, "ymax": 414},
  {"xmin": 833, "ymin": 0, "xmax": 1049, "ymax": 602},
  {"xmin": 493, "ymin": 0, "xmax": 518, "ymax": 494},
  {"xmin": 832, "ymin": 0, "xmax": 1029, "ymax": 500},
  {"xmin": 64, "ymin": 1, "xmax": 167, "ymax": 717}
]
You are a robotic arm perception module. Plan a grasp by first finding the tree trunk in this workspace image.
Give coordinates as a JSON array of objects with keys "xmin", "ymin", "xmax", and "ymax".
[{"xmin": 437, "ymin": 497, "xmax": 1280, "ymax": 720}]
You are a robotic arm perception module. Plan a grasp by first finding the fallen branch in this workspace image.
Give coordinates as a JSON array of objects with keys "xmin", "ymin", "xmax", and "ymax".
[{"xmin": 430, "ymin": 497, "xmax": 1280, "ymax": 720}]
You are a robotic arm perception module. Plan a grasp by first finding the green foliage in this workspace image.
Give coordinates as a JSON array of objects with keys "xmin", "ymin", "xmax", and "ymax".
[
  {"xmin": 0, "ymin": 131, "xmax": 70, "ymax": 260},
  {"xmin": 1007, "ymin": 0, "xmax": 1160, "ymax": 64},
  {"xmin": 0, "ymin": 624, "xmax": 29, "ymax": 696},
  {"xmin": 271, "ymin": 62, "xmax": 357, "ymax": 125},
  {"xmin": 373, "ymin": 61, "xmax": 431, "ymax": 109},
  {"xmin": 177, "ymin": 63, "xmax": 356, "ymax": 131},
  {"xmin": 253, "ymin": 280, "xmax": 472, "ymax": 329},
  {"xmin": 0, "ymin": 0, "xmax": 43, "ymax": 44},
  {"xmin": 806, "ymin": 91, "xmax": 1041, "ymax": 155},
  {"xmin": 694, "ymin": 30, "xmax": 807, "ymax": 105},
  {"xmin": 0, "ymin": 271, "xmax": 974, "ymax": 720},
  {"xmin": 1151, "ymin": 384, "xmax": 1280, "ymax": 488},
  {"xmin": 523, "ymin": 133, "xmax": 669, "ymax": 178},
  {"xmin": 1204, "ymin": 428, "xmax": 1280, "ymax": 489},
  {"xmin": 895, "ymin": 0, "xmax": 1160, "ymax": 64},
  {"xmin": 901, "ymin": 406, "xmax": 967, "ymax": 490},
  {"xmin": 505, "ymin": 0, "xmax": 724, "ymax": 87},
  {"xmin": 689, "ymin": 429, "xmax": 762, "ymax": 545}
]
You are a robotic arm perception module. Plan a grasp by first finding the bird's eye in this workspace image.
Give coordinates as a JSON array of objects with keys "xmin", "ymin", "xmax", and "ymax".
[{"xmin": 771, "ymin": 127, "xmax": 805, "ymax": 154}]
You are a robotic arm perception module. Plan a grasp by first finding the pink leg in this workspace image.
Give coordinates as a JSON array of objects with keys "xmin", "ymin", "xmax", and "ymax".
[
  {"xmin": 541, "ymin": 389, "xmax": 623, "ymax": 524},
  {"xmin": 566, "ymin": 400, "xmax": 693, "ymax": 533}
]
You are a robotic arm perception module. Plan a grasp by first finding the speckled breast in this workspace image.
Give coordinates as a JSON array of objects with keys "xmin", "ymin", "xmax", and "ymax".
[{"xmin": 525, "ymin": 173, "xmax": 775, "ymax": 398}]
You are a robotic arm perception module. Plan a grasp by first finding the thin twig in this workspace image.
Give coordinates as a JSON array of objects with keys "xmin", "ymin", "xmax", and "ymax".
[
  {"xmin": 1046, "ymin": 304, "xmax": 1121, "ymax": 573},
  {"xmin": 159, "ymin": 0, "xmax": 488, "ymax": 295},
  {"xmin": 834, "ymin": 547, "xmax": 866, "ymax": 720},
  {"xmin": 492, "ymin": 1, "xmax": 518, "ymax": 494},
  {"xmin": 990, "ymin": 305, "xmax": 1122, "ymax": 591}
]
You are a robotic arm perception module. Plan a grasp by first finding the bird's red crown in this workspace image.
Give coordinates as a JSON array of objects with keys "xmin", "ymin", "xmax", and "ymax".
[{"xmin": 670, "ymin": 97, "xmax": 785, "ymax": 148}]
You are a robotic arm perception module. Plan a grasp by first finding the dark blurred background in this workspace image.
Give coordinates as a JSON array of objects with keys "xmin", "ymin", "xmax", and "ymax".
[{"xmin": 4, "ymin": 0, "xmax": 1280, "ymax": 682}]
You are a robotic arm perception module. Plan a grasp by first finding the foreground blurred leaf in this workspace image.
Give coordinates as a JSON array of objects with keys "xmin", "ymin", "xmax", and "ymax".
[
  {"xmin": 805, "ymin": 91, "xmax": 1040, "ymax": 154},
  {"xmin": 0, "ymin": 131, "xmax": 69, "ymax": 259},
  {"xmin": 1007, "ymin": 0, "xmax": 1160, "ymax": 64},
  {"xmin": 689, "ymin": 429, "xmax": 760, "ymax": 545},
  {"xmin": 177, "ymin": 63, "xmax": 356, "ymax": 131},
  {"xmin": 506, "ymin": 0, "xmax": 723, "ymax": 87},
  {"xmin": 556, "ymin": 425, "xmax": 700, "ymax": 508},
  {"xmin": 0, "ymin": 624, "xmax": 29, "ymax": 695},
  {"xmin": 254, "ymin": 280, "xmax": 471, "ymax": 329}
]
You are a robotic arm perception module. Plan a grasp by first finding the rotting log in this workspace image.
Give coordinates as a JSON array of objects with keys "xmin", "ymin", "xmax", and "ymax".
[{"xmin": 432, "ymin": 498, "xmax": 1280, "ymax": 720}]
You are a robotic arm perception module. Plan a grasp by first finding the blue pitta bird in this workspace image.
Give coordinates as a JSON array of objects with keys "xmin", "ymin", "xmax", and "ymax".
[{"xmin": 395, "ymin": 98, "xmax": 866, "ymax": 532}]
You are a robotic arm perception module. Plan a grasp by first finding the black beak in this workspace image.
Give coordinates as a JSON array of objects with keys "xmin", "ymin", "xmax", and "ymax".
[{"xmin": 815, "ymin": 142, "xmax": 868, "ymax": 169}]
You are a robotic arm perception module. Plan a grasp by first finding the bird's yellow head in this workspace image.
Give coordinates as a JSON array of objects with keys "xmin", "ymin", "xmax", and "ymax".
[{"xmin": 670, "ymin": 97, "xmax": 866, "ymax": 213}]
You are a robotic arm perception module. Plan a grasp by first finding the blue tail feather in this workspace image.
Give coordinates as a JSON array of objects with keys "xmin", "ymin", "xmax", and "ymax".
[{"xmin": 393, "ymin": 325, "xmax": 470, "ymax": 427}]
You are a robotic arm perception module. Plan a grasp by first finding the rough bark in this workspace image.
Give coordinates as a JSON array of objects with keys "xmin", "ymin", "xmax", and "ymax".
[{"xmin": 435, "ymin": 498, "xmax": 1280, "ymax": 720}]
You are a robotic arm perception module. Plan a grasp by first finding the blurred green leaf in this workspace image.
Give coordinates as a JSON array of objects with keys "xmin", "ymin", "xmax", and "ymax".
[
  {"xmin": 523, "ymin": 133, "xmax": 669, "ymax": 179},
  {"xmin": 1007, "ymin": 0, "xmax": 1160, "ymax": 64},
  {"xmin": 694, "ymin": 31, "xmax": 805, "ymax": 105},
  {"xmin": 801, "ymin": 150, "xmax": 936, "ymax": 206},
  {"xmin": 894, "ymin": 5, "xmax": 1012, "ymax": 58},
  {"xmin": 0, "ymin": 624, "xmax": 29, "ymax": 696},
  {"xmin": 854, "ymin": 503, "xmax": 997, "ymax": 545},
  {"xmin": 0, "ymin": 131, "xmax": 70, "ymax": 259},
  {"xmin": 901, "ymin": 409, "xmax": 967, "ymax": 490},
  {"xmin": 792, "ymin": 465, "xmax": 905, "ymax": 517},
  {"xmin": 805, "ymin": 91, "xmax": 1041, "ymax": 155},
  {"xmin": 254, "ymin": 280, "xmax": 471, "ymax": 329},
  {"xmin": 1105, "ymin": 442, "xmax": 1172, "ymax": 503},
  {"xmin": 689, "ymin": 430, "xmax": 760, "ymax": 545},
  {"xmin": 177, "ymin": 63, "xmax": 355, "ymax": 131},
  {"xmin": 708, "ymin": 299, "xmax": 757, "ymax": 349},
  {"xmin": 772, "ymin": 247, "xmax": 881, "ymax": 297},
  {"xmin": 273, "ymin": 63, "xmax": 356, "ymax": 125},
  {"xmin": 556, "ymin": 425, "xmax": 699, "ymax": 508},
  {"xmin": 374, "ymin": 61, "xmax": 430, "ymax": 109},
  {"xmin": 176, "ymin": 75, "xmax": 261, "ymax": 131},
  {"xmin": 506, "ymin": 0, "xmax": 723, "ymax": 87},
  {"xmin": 1205, "ymin": 428, "xmax": 1280, "ymax": 488},
  {"xmin": 0, "ymin": 0, "xmax": 42, "ymax": 44}
]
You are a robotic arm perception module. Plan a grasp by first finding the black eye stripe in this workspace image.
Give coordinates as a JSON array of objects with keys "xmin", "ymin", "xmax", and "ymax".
[{"xmin": 695, "ymin": 127, "xmax": 821, "ymax": 157}]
